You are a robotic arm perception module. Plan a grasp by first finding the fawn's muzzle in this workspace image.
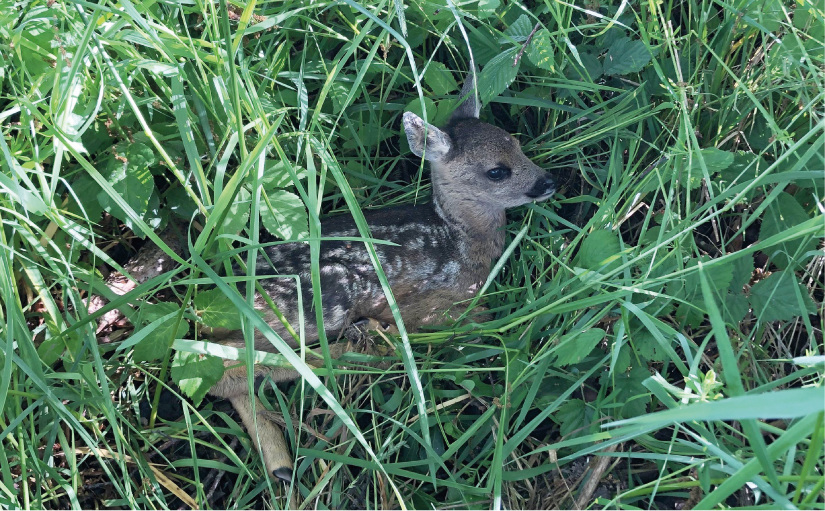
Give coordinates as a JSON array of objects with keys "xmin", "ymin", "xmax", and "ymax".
[{"xmin": 525, "ymin": 174, "xmax": 556, "ymax": 199}]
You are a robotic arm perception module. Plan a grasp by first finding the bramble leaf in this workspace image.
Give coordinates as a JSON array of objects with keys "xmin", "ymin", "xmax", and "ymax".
[
  {"xmin": 261, "ymin": 190, "xmax": 308, "ymax": 240},
  {"xmin": 171, "ymin": 351, "xmax": 225, "ymax": 406},
  {"xmin": 603, "ymin": 37, "xmax": 657, "ymax": 75}
]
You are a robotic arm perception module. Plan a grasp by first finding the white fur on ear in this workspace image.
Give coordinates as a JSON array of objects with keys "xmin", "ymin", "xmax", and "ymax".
[{"xmin": 403, "ymin": 111, "xmax": 452, "ymax": 162}]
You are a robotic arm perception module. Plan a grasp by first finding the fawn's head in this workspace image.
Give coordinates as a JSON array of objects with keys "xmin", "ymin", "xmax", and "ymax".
[{"xmin": 403, "ymin": 74, "xmax": 555, "ymax": 211}]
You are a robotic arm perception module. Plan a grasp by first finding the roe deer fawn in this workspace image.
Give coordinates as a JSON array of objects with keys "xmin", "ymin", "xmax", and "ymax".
[{"xmin": 202, "ymin": 72, "xmax": 556, "ymax": 483}]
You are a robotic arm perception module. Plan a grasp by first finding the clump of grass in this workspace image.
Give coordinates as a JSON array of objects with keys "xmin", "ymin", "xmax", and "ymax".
[{"xmin": 0, "ymin": 0, "xmax": 822, "ymax": 509}]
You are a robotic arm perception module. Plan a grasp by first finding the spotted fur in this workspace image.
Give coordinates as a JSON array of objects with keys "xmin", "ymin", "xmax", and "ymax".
[{"xmin": 209, "ymin": 73, "xmax": 556, "ymax": 483}]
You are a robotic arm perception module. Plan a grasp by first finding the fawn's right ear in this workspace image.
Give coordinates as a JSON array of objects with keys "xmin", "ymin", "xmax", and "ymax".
[{"xmin": 403, "ymin": 111, "xmax": 452, "ymax": 162}]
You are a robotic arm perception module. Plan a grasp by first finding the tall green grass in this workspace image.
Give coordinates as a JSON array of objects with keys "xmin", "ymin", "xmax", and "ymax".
[{"xmin": 0, "ymin": 0, "xmax": 822, "ymax": 508}]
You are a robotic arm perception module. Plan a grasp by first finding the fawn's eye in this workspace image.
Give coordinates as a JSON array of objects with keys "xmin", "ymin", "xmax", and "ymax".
[{"xmin": 486, "ymin": 167, "xmax": 512, "ymax": 181}]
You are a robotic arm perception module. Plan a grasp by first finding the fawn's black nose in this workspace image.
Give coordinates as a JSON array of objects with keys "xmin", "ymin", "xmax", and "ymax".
[{"xmin": 525, "ymin": 174, "xmax": 556, "ymax": 199}]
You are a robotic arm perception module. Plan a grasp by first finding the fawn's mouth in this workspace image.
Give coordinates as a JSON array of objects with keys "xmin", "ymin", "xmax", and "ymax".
[{"xmin": 525, "ymin": 187, "xmax": 556, "ymax": 201}]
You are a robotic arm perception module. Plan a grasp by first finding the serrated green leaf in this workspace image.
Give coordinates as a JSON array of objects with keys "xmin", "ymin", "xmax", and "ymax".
[
  {"xmin": 477, "ymin": 0, "xmax": 500, "ymax": 19},
  {"xmin": 527, "ymin": 29, "xmax": 555, "ymax": 71},
  {"xmin": 556, "ymin": 399, "xmax": 592, "ymax": 438},
  {"xmin": 259, "ymin": 160, "xmax": 307, "ymax": 190},
  {"xmin": 602, "ymin": 365, "xmax": 651, "ymax": 418},
  {"xmin": 194, "ymin": 289, "xmax": 243, "ymax": 330},
  {"xmin": 729, "ymin": 257, "xmax": 754, "ymax": 295},
  {"xmin": 554, "ymin": 328, "xmax": 605, "ymax": 366},
  {"xmin": 759, "ymin": 192, "xmax": 816, "ymax": 270},
  {"xmin": 477, "ymin": 47, "xmax": 519, "ymax": 103},
  {"xmin": 614, "ymin": 344, "xmax": 632, "ymax": 373},
  {"xmin": 678, "ymin": 256, "xmax": 734, "ymax": 299},
  {"xmin": 502, "ymin": 14, "xmax": 533, "ymax": 42},
  {"xmin": 223, "ymin": 186, "xmax": 251, "ymax": 235},
  {"xmin": 98, "ymin": 142, "xmax": 155, "ymax": 225},
  {"xmin": 633, "ymin": 329, "xmax": 668, "ymax": 362},
  {"xmin": 133, "ymin": 317, "xmax": 182, "ymax": 363},
  {"xmin": 748, "ymin": 271, "xmax": 816, "ymax": 322},
  {"xmin": 603, "ymin": 37, "xmax": 656, "ymax": 75},
  {"xmin": 139, "ymin": 302, "xmax": 179, "ymax": 324},
  {"xmin": 567, "ymin": 52, "xmax": 602, "ymax": 81},
  {"xmin": 726, "ymin": 293, "xmax": 750, "ymax": 324},
  {"xmin": 423, "ymin": 62, "xmax": 458, "ymax": 95},
  {"xmin": 404, "ymin": 97, "xmax": 437, "ymax": 123},
  {"xmin": 688, "ymin": 147, "xmax": 734, "ymax": 174},
  {"xmin": 261, "ymin": 190, "xmax": 308, "ymax": 240},
  {"xmin": 171, "ymin": 351, "xmax": 225, "ymax": 406},
  {"xmin": 578, "ymin": 229, "xmax": 621, "ymax": 272}
]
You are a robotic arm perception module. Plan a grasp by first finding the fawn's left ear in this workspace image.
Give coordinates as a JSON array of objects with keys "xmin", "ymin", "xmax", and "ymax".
[{"xmin": 403, "ymin": 111, "xmax": 452, "ymax": 162}]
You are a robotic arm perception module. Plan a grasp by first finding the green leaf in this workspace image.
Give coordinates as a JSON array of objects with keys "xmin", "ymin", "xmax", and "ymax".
[
  {"xmin": 477, "ymin": 0, "xmax": 501, "ymax": 19},
  {"xmin": 758, "ymin": 192, "xmax": 815, "ymax": 270},
  {"xmin": 554, "ymin": 328, "xmax": 605, "ymax": 366},
  {"xmin": 404, "ymin": 97, "xmax": 437, "ymax": 123},
  {"xmin": 38, "ymin": 325, "xmax": 81, "ymax": 367},
  {"xmin": 171, "ymin": 351, "xmax": 225, "ymax": 406},
  {"xmin": 261, "ymin": 190, "xmax": 309, "ymax": 240},
  {"xmin": 729, "ymin": 257, "xmax": 754, "ymax": 295},
  {"xmin": 755, "ymin": 0, "xmax": 784, "ymax": 32},
  {"xmin": 527, "ymin": 29, "xmax": 555, "ymax": 71},
  {"xmin": 725, "ymin": 293, "xmax": 750, "ymax": 324},
  {"xmin": 633, "ymin": 329, "xmax": 667, "ymax": 362},
  {"xmin": 423, "ymin": 62, "xmax": 458, "ymax": 96},
  {"xmin": 98, "ymin": 142, "xmax": 155, "ymax": 226},
  {"xmin": 259, "ymin": 160, "xmax": 307, "ymax": 190},
  {"xmin": 133, "ymin": 315, "xmax": 182, "ymax": 363},
  {"xmin": 679, "ymin": 256, "xmax": 734, "ymax": 299},
  {"xmin": 577, "ymin": 229, "xmax": 622, "ymax": 272},
  {"xmin": 503, "ymin": 14, "xmax": 533, "ymax": 42},
  {"xmin": 556, "ymin": 399, "xmax": 592, "ymax": 438},
  {"xmin": 477, "ymin": 47, "xmax": 519, "ymax": 104},
  {"xmin": 566, "ymin": 52, "xmax": 602, "ymax": 81},
  {"xmin": 602, "ymin": 365, "xmax": 651, "ymax": 418},
  {"xmin": 603, "ymin": 37, "xmax": 656, "ymax": 75},
  {"xmin": 223, "ymin": 186, "xmax": 250, "ymax": 235},
  {"xmin": 748, "ymin": 271, "xmax": 816, "ymax": 322},
  {"xmin": 688, "ymin": 147, "xmax": 734, "ymax": 174},
  {"xmin": 195, "ymin": 289, "xmax": 243, "ymax": 330}
]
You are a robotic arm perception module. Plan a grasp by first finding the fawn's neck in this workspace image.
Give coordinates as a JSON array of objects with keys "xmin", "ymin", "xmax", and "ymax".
[{"xmin": 432, "ymin": 185, "xmax": 506, "ymax": 270}]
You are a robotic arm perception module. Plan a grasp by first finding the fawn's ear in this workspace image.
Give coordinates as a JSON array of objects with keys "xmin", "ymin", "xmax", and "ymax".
[
  {"xmin": 451, "ymin": 71, "xmax": 481, "ymax": 121},
  {"xmin": 403, "ymin": 111, "xmax": 452, "ymax": 162}
]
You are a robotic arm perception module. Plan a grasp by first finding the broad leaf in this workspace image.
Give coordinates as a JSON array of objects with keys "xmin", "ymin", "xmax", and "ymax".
[
  {"xmin": 195, "ymin": 289, "xmax": 243, "ymax": 330},
  {"xmin": 602, "ymin": 365, "xmax": 651, "ymax": 418},
  {"xmin": 603, "ymin": 37, "xmax": 656, "ymax": 75},
  {"xmin": 171, "ymin": 351, "xmax": 225, "ymax": 406},
  {"xmin": 554, "ymin": 328, "xmax": 605, "ymax": 366},
  {"xmin": 477, "ymin": 47, "xmax": 519, "ymax": 104},
  {"xmin": 759, "ymin": 192, "xmax": 815, "ymax": 270},
  {"xmin": 578, "ymin": 229, "xmax": 622, "ymax": 272},
  {"xmin": 98, "ymin": 142, "xmax": 155, "ymax": 228},
  {"xmin": 133, "ymin": 316, "xmax": 182, "ymax": 363},
  {"xmin": 261, "ymin": 190, "xmax": 308, "ymax": 240},
  {"xmin": 423, "ymin": 61, "xmax": 458, "ymax": 96},
  {"xmin": 223, "ymin": 187, "xmax": 251, "ymax": 235},
  {"xmin": 748, "ymin": 271, "xmax": 816, "ymax": 322},
  {"xmin": 633, "ymin": 329, "xmax": 668, "ymax": 362},
  {"xmin": 527, "ymin": 29, "xmax": 555, "ymax": 71},
  {"xmin": 556, "ymin": 399, "xmax": 593, "ymax": 438},
  {"xmin": 502, "ymin": 14, "xmax": 533, "ymax": 42}
]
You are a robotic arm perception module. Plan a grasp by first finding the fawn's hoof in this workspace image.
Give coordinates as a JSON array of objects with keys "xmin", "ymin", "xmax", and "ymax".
[{"xmin": 272, "ymin": 467, "xmax": 293, "ymax": 483}]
